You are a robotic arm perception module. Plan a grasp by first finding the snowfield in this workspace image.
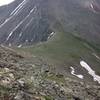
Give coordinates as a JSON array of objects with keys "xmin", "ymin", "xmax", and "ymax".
[
  {"xmin": 80, "ymin": 60, "xmax": 100, "ymax": 84},
  {"xmin": 70, "ymin": 66, "xmax": 84, "ymax": 79}
]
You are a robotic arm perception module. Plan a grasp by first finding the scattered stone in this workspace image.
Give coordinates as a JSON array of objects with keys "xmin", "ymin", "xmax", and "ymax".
[
  {"xmin": 2, "ymin": 77, "xmax": 11, "ymax": 85},
  {"xmin": 4, "ymin": 68, "xmax": 10, "ymax": 72},
  {"xmin": 9, "ymin": 73, "xmax": 14, "ymax": 79},
  {"xmin": 17, "ymin": 79, "xmax": 25, "ymax": 87}
]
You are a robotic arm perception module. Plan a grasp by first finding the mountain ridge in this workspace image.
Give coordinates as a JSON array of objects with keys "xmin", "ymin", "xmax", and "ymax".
[{"xmin": 0, "ymin": 0, "xmax": 100, "ymax": 47}]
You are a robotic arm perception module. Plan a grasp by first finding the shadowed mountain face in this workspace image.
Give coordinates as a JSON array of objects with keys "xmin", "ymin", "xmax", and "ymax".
[
  {"xmin": 0, "ymin": 0, "xmax": 100, "ymax": 46},
  {"xmin": 0, "ymin": 0, "xmax": 52, "ymax": 46}
]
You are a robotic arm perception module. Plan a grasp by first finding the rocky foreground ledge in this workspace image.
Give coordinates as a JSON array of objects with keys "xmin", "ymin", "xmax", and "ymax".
[{"xmin": 0, "ymin": 46, "xmax": 100, "ymax": 100}]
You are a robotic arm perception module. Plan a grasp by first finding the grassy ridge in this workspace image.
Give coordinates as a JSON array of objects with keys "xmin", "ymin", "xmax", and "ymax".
[
  {"xmin": 18, "ymin": 31, "xmax": 99, "ymax": 64},
  {"xmin": 15, "ymin": 30, "xmax": 100, "ymax": 77}
]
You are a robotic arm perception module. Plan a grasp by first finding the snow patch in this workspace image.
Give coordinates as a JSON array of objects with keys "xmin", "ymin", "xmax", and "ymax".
[
  {"xmin": 92, "ymin": 53, "xmax": 100, "ymax": 60},
  {"xmin": 70, "ymin": 67, "xmax": 84, "ymax": 79},
  {"xmin": 18, "ymin": 44, "xmax": 22, "ymax": 48},
  {"xmin": 25, "ymin": 40, "xmax": 28, "ymax": 42},
  {"xmin": 6, "ymin": 6, "xmax": 36, "ymax": 41},
  {"xmin": 48, "ymin": 32, "xmax": 55, "ymax": 39},
  {"xmin": 31, "ymin": 39, "xmax": 33, "ymax": 42},
  {"xmin": 10, "ymin": 0, "xmax": 27, "ymax": 16},
  {"xmin": 0, "ymin": 0, "xmax": 28, "ymax": 28},
  {"xmin": 24, "ymin": 17, "xmax": 34, "ymax": 29},
  {"xmin": 0, "ymin": 17, "xmax": 12, "ymax": 28},
  {"xmin": 90, "ymin": 3, "xmax": 96, "ymax": 13},
  {"xmin": 90, "ymin": 3, "xmax": 94, "ymax": 9},
  {"xmin": 19, "ymin": 33, "xmax": 22, "ymax": 38},
  {"xmin": 6, "ymin": 32, "xmax": 13, "ymax": 41},
  {"xmin": 8, "ymin": 43, "xmax": 12, "ymax": 47},
  {"xmin": 80, "ymin": 61, "xmax": 100, "ymax": 84}
]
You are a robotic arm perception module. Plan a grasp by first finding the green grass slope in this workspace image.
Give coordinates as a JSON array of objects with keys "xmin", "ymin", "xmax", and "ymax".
[{"xmin": 16, "ymin": 31, "xmax": 100, "ymax": 74}]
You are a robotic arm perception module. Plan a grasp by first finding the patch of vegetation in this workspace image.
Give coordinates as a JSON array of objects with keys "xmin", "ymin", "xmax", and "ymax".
[
  {"xmin": 0, "ymin": 85, "xmax": 11, "ymax": 99},
  {"xmin": 0, "ymin": 85, "xmax": 10, "ymax": 93},
  {"xmin": 44, "ymin": 95, "xmax": 53, "ymax": 100},
  {"xmin": 17, "ymin": 31, "xmax": 97, "ymax": 64},
  {"xmin": 16, "ymin": 30, "xmax": 100, "ymax": 74},
  {"xmin": 46, "ymin": 73, "xmax": 65, "ymax": 84}
]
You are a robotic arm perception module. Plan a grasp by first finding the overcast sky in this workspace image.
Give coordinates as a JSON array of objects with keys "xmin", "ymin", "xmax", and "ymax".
[{"xmin": 0, "ymin": 0, "xmax": 15, "ymax": 6}]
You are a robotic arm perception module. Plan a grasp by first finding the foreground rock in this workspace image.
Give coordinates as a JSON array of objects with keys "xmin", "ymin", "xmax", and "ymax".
[{"xmin": 0, "ymin": 46, "xmax": 100, "ymax": 100}]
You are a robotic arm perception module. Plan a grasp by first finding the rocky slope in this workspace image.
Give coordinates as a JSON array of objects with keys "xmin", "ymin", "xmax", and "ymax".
[{"xmin": 0, "ymin": 46, "xmax": 100, "ymax": 100}]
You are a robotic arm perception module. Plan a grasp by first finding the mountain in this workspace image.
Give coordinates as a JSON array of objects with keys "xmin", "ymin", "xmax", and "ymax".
[
  {"xmin": 0, "ymin": 0, "xmax": 100, "ymax": 47},
  {"xmin": 0, "ymin": 0, "xmax": 51, "ymax": 46},
  {"xmin": 0, "ymin": 0, "xmax": 100, "ymax": 99}
]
